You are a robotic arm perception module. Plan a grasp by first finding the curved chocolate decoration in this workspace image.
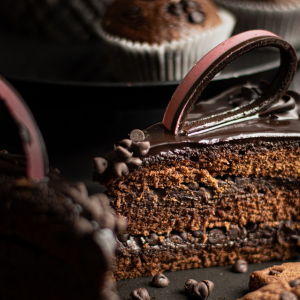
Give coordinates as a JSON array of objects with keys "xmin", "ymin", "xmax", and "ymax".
[
  {"xmin": 0, "ymin": 76, "xmax": 48, "ymax": 180},
  {"xmin": 163, "ymin": 30, "xmax": 297, "ymax": 134}
]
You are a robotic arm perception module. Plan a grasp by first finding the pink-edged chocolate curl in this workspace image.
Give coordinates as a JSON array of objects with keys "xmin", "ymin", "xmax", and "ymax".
[
  {"xmin": 0, "ymin": 76, "xmax": 48, "ymax": 181},
  {"xmin": 162, "ymin": 30, "xmax": 297, "ymax": 135}
]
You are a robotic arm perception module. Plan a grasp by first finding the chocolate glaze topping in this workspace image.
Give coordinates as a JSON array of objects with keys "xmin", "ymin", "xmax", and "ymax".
[{"xmin": 144, "ymin": 85, "xmax": 300, "ymax": 157}]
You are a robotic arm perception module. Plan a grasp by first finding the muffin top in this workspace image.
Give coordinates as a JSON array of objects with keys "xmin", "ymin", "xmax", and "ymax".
[{"xmin": 102, "ymin": 0, "xmax": 222, "ymax": 44}]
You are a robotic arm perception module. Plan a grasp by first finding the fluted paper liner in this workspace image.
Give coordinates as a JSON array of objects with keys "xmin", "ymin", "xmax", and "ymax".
[
  {"xmin": 96, "ymin": 8, "xmax": 236, "ymax": 82},
  {"xmin": 214, "ymin": 0, "xmax": 300, "ymax": 50}
]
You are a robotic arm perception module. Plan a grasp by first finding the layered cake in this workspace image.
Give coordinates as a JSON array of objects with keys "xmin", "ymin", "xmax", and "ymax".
[
  {"xmin": 0, "ymin": 77, "xmax": 124, "ymax": 300},
  {"xmin": 249, "ymin": 262, "xmax": 300, "ymax": 291},
  {"xmin": 93, "ymin": 30, "xmax": 300, "ymax": 280}
]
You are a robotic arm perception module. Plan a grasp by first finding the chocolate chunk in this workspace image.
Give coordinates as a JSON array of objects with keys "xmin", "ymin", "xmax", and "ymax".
[
  {"xmin": 116, "ymin": 146, "xmax": 133, "ymax": 160},
  {"xmin": 130, "ymin": 129, "xmax": 145, "ymax": 142},
  {"xmin": 187, "ymin": 182, "xmax": 199, "ymax": 190},
  {"xmin": 125, "ymin": 157, "xmax": 142, "ymax": 170},
  {"xmin": 94, "ymin": 157, "xmax": 108, "ymax": 174},
  {"xmin": 193, "ymin": 280, "xmax": 214, "ymax": 299},
  {"xmin": 151, "ymin": 273, "xmax": 170, "ymax": 288},
  {"xmin": 208, "ymin": 229, "xmax": 225, "ymax": 244},
  {"xmin": 123, "ymin": 6, "xmax": 143, "ymax": 18},
  {"xmin": 112, "ymin": 162, "xmax": 129, "ymax": 177},
  {"xmin": 231, "ymin": 259, "xmax": 248, "ymax": 273},
  {"xmin": 119, "ymin": 139, "xmax": 132, "ymax": 149},
  {"xmin": 168, "ymin": 3, "xmax": 184, "ymax": 16},
  {"xmin": 131, "ymin": 288, "xmax": 150, "ymax": 300},
  {"xmin": 241, "ymin": 87, "xmax": 258, "ymax": 101},
  {"xmin": 280, "ymin": 291, "xmax": 298, "ymax": 300},
  {"xmin": 184, "ymin": 279, "xmax": 197, "ymax": 294},
  {"xmin": 270, "ymin": 270, "xmax": 281, "ymax": 275},
  {"xmin": 145, "ymin": 233, "xmax": 160, "ymax": 245},
  {"xmin": 132, "ymin": 141, "xmax": 150, "ymax": 156},
  {"xmin": 189, "ymin": 11, "xmax": 205, "ymax": 24},
  {"xmin": 289, "ymin": 278, "xmax": 300, "ymax": 287},
  {"xmin": 118, "ymin": 233, "xmax": 128, "ymax": 243}
]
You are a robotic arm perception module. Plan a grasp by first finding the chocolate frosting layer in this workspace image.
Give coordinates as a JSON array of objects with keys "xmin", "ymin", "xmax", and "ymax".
[{"xmin": 144, "ymin": 85, "xmax": 300, "ymax": 157}]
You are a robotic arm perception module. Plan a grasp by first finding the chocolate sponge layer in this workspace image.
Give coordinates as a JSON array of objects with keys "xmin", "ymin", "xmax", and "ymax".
[
  {"xmin": 110, "ymin": 176, "xmax": 300, "ymax": 236},
  {"xmin": 115, "ymin": 221, "xmax": 300, "ymax": 280}
]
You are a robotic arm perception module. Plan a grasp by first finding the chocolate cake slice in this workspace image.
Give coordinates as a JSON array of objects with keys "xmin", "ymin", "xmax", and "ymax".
[
  {"xmin": 0, "ymin": 77, "xmax": 125, "ymax": 300},
  {"xmin": 93, "ymin": 30, "xmax": 300, "ymax": 280}
]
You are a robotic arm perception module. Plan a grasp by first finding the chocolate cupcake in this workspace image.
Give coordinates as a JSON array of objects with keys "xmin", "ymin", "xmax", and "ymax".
[
  {"xmin": 0, "ymin": 76, "xmax": 125, "ymax": 300},
  {"xmin": 96, "ymin": 0, "xmax": 236, "ymax": 81},
  {"xmin": 213, "ymin": 0, "xmax": 300, "ymax": 49},
  {"xmin": 0, "ymin": 0, "xmax": 113, "ymax": 43}
]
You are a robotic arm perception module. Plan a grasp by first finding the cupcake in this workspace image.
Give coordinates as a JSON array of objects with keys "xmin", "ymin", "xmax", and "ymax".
[
  {"xmin": 213, "ymin": 0, "xmax": 300, "ymax": 49},
  {"xmin": 96, "ymin": 0, "xmax": 236, "ymax": 81},
  {"xmin": 0, "ymin": 0, "xmax": 113, "ymax": 43},
  {"xmin": 0, "ymin": 76, "xmax": 125, "ymax": 300}
]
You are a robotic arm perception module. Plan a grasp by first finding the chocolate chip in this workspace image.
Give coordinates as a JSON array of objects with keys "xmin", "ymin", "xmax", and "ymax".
[
  {"xmin": 131, "ymin": 288, "xmax": 150, "ymax": 300},
  {"xmin": 118, "ymin": 233, "xmax": 128, "ymax": 243},
  {"xmin": 94, "ymin": 157, "xmax": 108, "ymax": 174},
  {"xmin": 192, "ymin": 230, "xmax": 205, "ymax": 241},
  {"xmin": 125, "ymin": 157, "xmax": 142, "ymax": 170},
  {"xmin": 182, "ymin": 0, "xmax": 201, "ymax": 9},
  {"xmin": 119, "ymin": 139, "xmax": 132, "ymax": 149},
  {"xmin": 170, "ymin": 234, "xmax": 182, "ymax": 243},
  {"xmin": 130, "ymin": 129, "xmax": 145, "ymax": 142},
  {"xmin": 152, "ymin": 273, "xmax": 170, "ymax": 288},
  {"xmin": 145, "ymin": 233, "xmax": 160, "ymax": 245},
  {"xmin": 179, "ymin": 232, "xmax": 188, "ymax": 240},
  {"xmin": 193, "ymin": 280, "xmax": 214, "ymax": 299},
  {"xmin": 123, "ymin": 6, "xmax": 143, "ymax": 18},
  {"xmin": 168, "ymin": 3, "xmax": 183, "ymax": 16},
  {"xmin": 184, "ymin": 279, "xmax": 197, "ymax": 293},
  {"xmin": 289, "ymin": 279, "xmax": 300, "ymax": 287},
  {"xmin": 189, "ymin": 11, "xmax": 205, "ymax": 24},
  {"xmin": 228, "ymin": 226, "xmax": 240, "ymax": 240},
  {"xmin": 241, "ymin": 87, "xmax": 258, "ymax": 101},
  {"xmin": 187, "ymin": 182, "xmax": 199, "ymax": 190},
  {"xmin": 269, "ymin": 269, "xmax": 281, "ymax": 275},
  {"xmin": 112, "ymin": 162, "xmax": 129, "ymax": 177},
  {"xmin": 132, "ymin": 141, "xmax": 150, "ymax": 156},
  {"xmin": 280, "ymin": 291, "xmax": 298, "ymax": 300},
  {"xmin": 116, "ymin": 145, "xmax": 132, "ymax": 161},
  {"xmin": 231, "ymin": 259, "xmax": 248, "ymax": 273},
  {"xmin": 208, "ymin": 229, "xmax": 224, "ymax": 244},
  {"xmin": 202, "ymin": 280, "xmax": 214, "ymax": 296},
  {"xmin": 193, "ymin": 281, "xmax": 208, "ymax": 299}
]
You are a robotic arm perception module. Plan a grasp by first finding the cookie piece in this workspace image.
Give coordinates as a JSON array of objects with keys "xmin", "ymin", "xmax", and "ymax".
[
  {"xmin": 239, "ymin": 281, "xmax": 300, "ymax": 300},
  {"xmin": 249, "ymin": 263, "xmax": 300, "ymax": 291}
]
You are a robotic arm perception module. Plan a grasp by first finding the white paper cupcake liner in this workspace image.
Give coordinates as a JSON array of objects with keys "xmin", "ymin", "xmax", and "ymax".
[
  {"xmin": 214, "ymin": 0, "xmax": 300, "ymax": 49},
  {"xmin": 94, "ymin": 8, "xmax": 236, "ymax": 82}
]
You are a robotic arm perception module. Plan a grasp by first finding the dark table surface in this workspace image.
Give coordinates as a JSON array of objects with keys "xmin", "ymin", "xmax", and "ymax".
[{"xmin": 116, "ymin": 256, "xmax": 300, "ymax": 300}]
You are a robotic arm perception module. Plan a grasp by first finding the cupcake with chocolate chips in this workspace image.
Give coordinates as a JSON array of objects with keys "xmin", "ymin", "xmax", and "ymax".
[
  {"xmin": 213, "ymin": 0, "xmax": 300, "ymax": 49},
  {"xmin": 96, "ymin": 0, "xmax": 235, "ymax": 81}
]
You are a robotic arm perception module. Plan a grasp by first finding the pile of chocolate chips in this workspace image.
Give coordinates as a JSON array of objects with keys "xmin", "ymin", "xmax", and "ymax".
[{"xmin": 168, "ymin": 0, "xmax": 205, "ymax": 24}]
